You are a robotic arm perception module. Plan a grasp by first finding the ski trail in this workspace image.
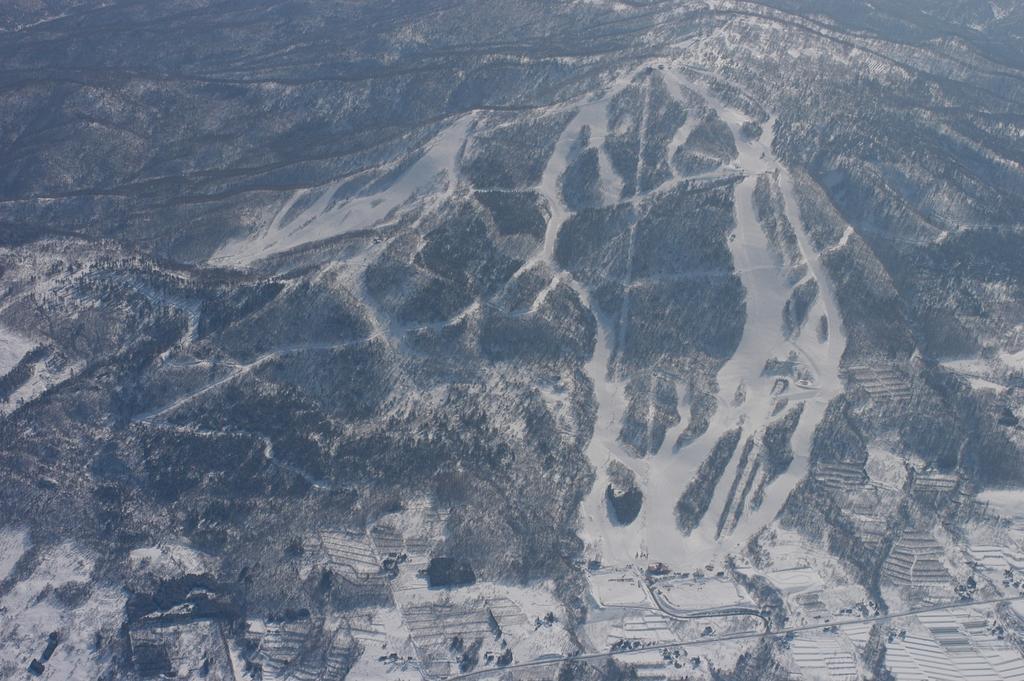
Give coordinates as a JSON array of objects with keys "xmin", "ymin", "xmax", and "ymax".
[
  {"xmin": 568, "ymin": 65, "xmax": 850, "ymax": 570},
  {"xmin": 661, "ymin": 77, "xmax": 702, "ymax": 182},
  {"xmin": 135, "ymin": 336, "xmax": 385, "ymax": 422},
  {"xmin": 533, "ymin": 78, "xmax": 633, "ymax": 270},
  {"xmin": 610, "ymin": 75, "xmax": 651, "ymax": 375},
  {"xmin": 210, "ymin": 115, "xmax": 475, "ymax": 267},
  {"xmin": 648, "ymin": 69, "xmax": 845, "ymax": 566},
  {"xmin": 522, "ymin": 62, "xmax": 848, "ymax": 570},
  {"xmin": 725, "ymin": 164, "xmax": 847, "ymax": 542},
  {"xmin": 520, "ymin": 68, "xmax": 651, "ymax": 564},
  {"xmin": 573, "ymin": 277, "xmax": 647, "ymax": 563}
]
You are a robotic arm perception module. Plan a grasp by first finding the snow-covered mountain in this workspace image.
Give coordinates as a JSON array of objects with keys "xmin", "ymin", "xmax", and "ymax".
[{"xmin": 3, "ymin": 1, "xmax": 1024, "ymax": 679}]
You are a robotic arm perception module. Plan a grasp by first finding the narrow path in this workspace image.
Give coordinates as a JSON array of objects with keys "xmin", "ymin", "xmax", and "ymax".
[
  {"xmin": 134, "ymin": 335, "xmax": 383, "ymax": 422},
  {"xmin": 643, "ymin": 576, "xmax": 771, "ymax": 631}
]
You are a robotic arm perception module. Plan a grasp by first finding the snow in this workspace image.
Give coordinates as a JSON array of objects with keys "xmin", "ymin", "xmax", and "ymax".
[
  {"xmin": 763, "ymin": 567, "xmax": 823, "ymax": 595},
  {"xmin": 575, "ymin": 0, "xmax": 632, "ymax": 12},
  {"xmin": 548, "ymin": 64, "xmax": 848, "ymax": 573},
  {"xmin": 345, "ymin": 607, "xmax": 420, "ymax": 681},
  {"xmin": 0, "ymin": 543, "xmax": 125, "ymax": 680},
  {"xmin": 575, "ymin": 294, "xmax": 646, "ymax": 564},
  {"xmin": 128, "ymin": 543, "xmax": 212, "ymax": 579},
  {"xmin": 1001, "ymin": 348, "xmax": 1024, "ymax": 373},
  {"xmin": 0, "ymin": 327, "xmax": 34, "ymax": 375},
  {"xmin": 627, "ymin": 66, "xmax": 846, "ymax": 568},
  {"xmin": 0, "ymin": 528, "xmax": 29, "ymax": 581},
  {"xmin": 588, "ymin": 567, "xmax": 653, "ymax": 608},
  {"xmin": 655, "ymin": 576, "xmax": 750, "ymax": 611},
  {"xmin": 991, "ymin": 2, "xmax": 1011, "ymax": 21},
  {"xmin": 0, "ymin": 356, "xmax": 82, "ymax": 417},
  {"xmin": 885, "ymin": 608, "xmax": 1024, "ymax": 681},
  {"xmin": 207, "ymin": 57, "xmax": 851, "ymax": 602},
  {"xmin": 788, "ymin": 632, "xmax": 860, "ymax": 680},
  {"xmin": 977, "ymin": 489, "xmax": 1024, "ymax": 520},
  {"xmin": 521, "ymin": 67, "xmax": 648, "ymax": 566},
  {"xmin": 384, "ymin": 570, "xmax": 572, "ymax": 675},
  {"xmin": 210, "ymin": 115, "xmax": 474, "ymax": 267},
  {"xmin": 866, "ymin": 447, "xmax": 908, "ymax": 490},
  {"xmin": 967, "ymin": 544, "xmax": 1024, "ymax": 572},
  {"xmin": 966, "ymin": 376, "xmax": 1008, "ymax": 393},
  {"xmin": 823, "ymin": 225, "xmax": 855, "ymax": 254},
  {"xmin": 940, "ymin": 349, "xmax": 1024, "ymax": 394}
]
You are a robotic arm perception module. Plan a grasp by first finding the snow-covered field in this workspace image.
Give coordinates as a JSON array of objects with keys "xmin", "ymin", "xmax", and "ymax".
[
  {"xmin": 127, "ymin": 543, "xmax": 213, "ymax": 581},
  {"xmin": 0, "ymin": 542, "xmax": 124, "ymax": 680},
  {"xmin": 588, "ymin": 567, "xmax": 653, "ymax": 608},
  {"xmin": 866, "ymin": 447, "xmax": 909, "ymax": 490},
  {"xmin": 787, "ymin": 632, "xmax": 861, "ymax": 680},
  {"xmin": 763, "ymin": 567, "xmax": 823, "ymax": 596},
  {"xmin": 655, "ymin": 576, "xmax": 751, "ymax": 611},
  {"xmin": 885, "ymin": 608, "xmax": 1024, "ymax": 681},
  {"xmin": 0, "ymin": 327, "xmax": 34, "ymax": 375},
  {"xmin": 344, "ymin": 606, "xmax": 419, "ymax": 681}
]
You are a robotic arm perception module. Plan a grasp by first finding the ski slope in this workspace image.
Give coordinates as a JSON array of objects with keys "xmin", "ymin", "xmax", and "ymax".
[
  {"xmin": 210, "ymin": 115, "xmax": 474, "ymax": 267},
  {"xmin": 203, "ymin": 58, "xmax": 848, "ymax": 572},
  {"xmin": 572, "ymin": 65, "xmax": 848, "ymax": 569}
]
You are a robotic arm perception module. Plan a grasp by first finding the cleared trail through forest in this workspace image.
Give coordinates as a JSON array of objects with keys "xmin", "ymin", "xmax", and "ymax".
[{"xmin": 563, "ymin": 65, "xmax": 847, "ymax": 569}]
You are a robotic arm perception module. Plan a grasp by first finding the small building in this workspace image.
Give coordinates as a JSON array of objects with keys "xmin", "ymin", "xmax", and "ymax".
[
  {"xmin": 42, "ymin": 632, "xmax": 59, "ymax": 661},
  {"xmin": 646, "ymin": 562, "xmax": 671, "ymax": 576}
]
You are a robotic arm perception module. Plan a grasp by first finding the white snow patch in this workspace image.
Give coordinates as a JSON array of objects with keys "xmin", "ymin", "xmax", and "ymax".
[
  {"xmin": 0, "ymin": 528, "xmax": 30, "ymax": 581},
  {"xmin": 128, "ymin": 543, "xmax": 213, "ymax": 579},
  {"xmin": 0, "ymin": 543, "xmax": 125, "ymax": 680},
  {"xmin": 1001, "ymin": 348, "xmax": 1024, "ymax": 372},
  {"xmin": 655, "ymin": 575, "xmax": 751, "ymax": 611},
  {"xmin": 0, "ymin": 356, "xmax": 83, "ymax": 417},
  {"xmin": 866, "ymin": 447, "xmax": 908, "ymax": 490},
  {"xmin": 210, "ymin": 115, "xmax": 474, "ymax": 267},
  {"xmin": 978, "ymin": 489, "xmax": 1024, "ymax": 520},
  {"xmin": 588, "ymin": 567, "xmax": 652, "ymax": 608},
  {"xmin": 0, "ymin": 327, "xmax": 34, "ymax": 375},
  {"xmin": 763, "ymin": 567, "xmax": 823, "ymax": 596},
  {"xmin": 344, "ymin": 607, "xmax": 419, "ymax": 681}
]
